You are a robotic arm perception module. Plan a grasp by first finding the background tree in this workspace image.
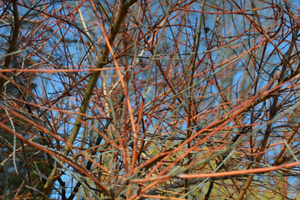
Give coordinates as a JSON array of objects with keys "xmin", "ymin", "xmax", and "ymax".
[{"xmin": 1, "ymin": 0, "xmax": 300, "ymax": 199}]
